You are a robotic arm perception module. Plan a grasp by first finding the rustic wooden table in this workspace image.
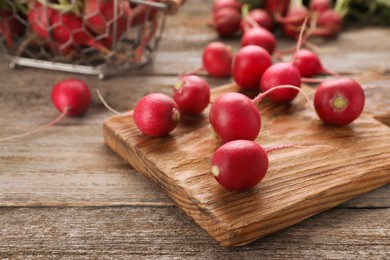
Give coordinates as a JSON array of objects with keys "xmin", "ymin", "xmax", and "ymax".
[{"xmin": 1, "ymin": 0, "xmax": 389, "ymax": 258}]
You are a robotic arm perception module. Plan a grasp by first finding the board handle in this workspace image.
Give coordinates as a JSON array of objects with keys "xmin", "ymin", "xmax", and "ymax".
[{"xmin": 161, "ymin": 0, "xmax": 186, "ymax": 15}]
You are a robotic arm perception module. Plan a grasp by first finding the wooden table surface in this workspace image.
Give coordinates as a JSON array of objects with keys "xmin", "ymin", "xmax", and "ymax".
[{"xmin": 1, "ymin": 0, "xmax": 389, "ymax": 258}]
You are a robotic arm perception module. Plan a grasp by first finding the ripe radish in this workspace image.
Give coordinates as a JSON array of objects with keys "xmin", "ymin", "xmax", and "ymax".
[
  {"xmin": 210, "ymin": 84, "xmax": 312, "ymax": 143},
  {"xmin": 264, "ymin": 0, "xmax": 290, "ymax": 17},
  {"xmin": 209, "ymin": 92, "xmax": 261, "ymax": 143},
  {"xmin": 211, "ymin": 140, "xmax": 268, "ymax": 190},
  {"xmin": 186, "ymin": 41, "xmax": 233, "ymax": 78},
  {"xmin": 213, "ymin": 7, "xmax": 241, "ymax": 38},
  {"xmin": 241, "ymin": 27, "xmax": 276, "ymax": 54},
  {"xmin": 232, "ymin": 45, "xmax": 272, "ymax": 90},
  {"xmin": 0, "ymin": 9, "xmax": 25, "ymax": 49},
  {"xmin": 0, "ymin": 78, "xmax": 91, "ymax": 142},
  {"xmin": 240, "ymin": 9, "xmax": 274, "ymax": 32},
  {"xmin": 314, "ymin": 78, "xmax": 365, "ymax": 126},
  {"xmin": 84, "ymin": 0, "xmax": 128, "ymax": 39},
  {"xmin": 172, "ymin": 75, "xmax": 210, "ymax": 116},
  {"xmin": 293, "ymin": 49, "xmax": 339, "ymax": 77},
  {"xmin": 51, "ymin": 78, "xmax": 92, "ymax": 116},
  {"xmin": 133, "ymin": 93, "xmax": 180, "ymax": 137},
  {"xmin": 28, "ymin": 1, "xmax": 53, "ymax": 39},
  {"xmin": 313, "ymin": 9, "xmax": 343, "ymax": 38},
  {"xmin": 260, "ymin": 62, "xmax": 302, "ymax": 103},
  {"xmin": 309, "ymin": 0, "xmax": 331, "ymax": 13},
  {"xmin": 212, "ymin": 0, "xmax": 242, "ymax": 13},
  {"xmin": 28, "ymin": 3, "xmax": 110, "ymax": 54},
  {"xmin": 280, "ymin": 5, "xmax": 309, "ymax": 39}
]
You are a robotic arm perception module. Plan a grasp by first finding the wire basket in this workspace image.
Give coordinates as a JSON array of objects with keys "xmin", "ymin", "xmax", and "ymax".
[{"xmin": 0, "ymin": 0, "xmax": 183, "ymax": 79}]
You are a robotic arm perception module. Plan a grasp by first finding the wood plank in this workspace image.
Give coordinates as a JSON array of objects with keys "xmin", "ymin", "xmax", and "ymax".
[
  {"xmin": 103, "ymin": 82, "xmax": 390, "ymax": 246},
  {"xmin": 0, "ymin": 207, "xmax": 389, "ymax": 259}
]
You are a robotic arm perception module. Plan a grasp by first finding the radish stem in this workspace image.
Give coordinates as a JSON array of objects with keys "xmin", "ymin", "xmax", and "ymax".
[{"xmin": 252, "ymin": 84, "xmax": 315, "ymax": 112}]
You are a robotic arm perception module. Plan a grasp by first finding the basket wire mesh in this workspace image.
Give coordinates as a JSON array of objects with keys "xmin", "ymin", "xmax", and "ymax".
[{"xmin": 0, "ymin": 0, "xmax": 176, "ymax": 79}]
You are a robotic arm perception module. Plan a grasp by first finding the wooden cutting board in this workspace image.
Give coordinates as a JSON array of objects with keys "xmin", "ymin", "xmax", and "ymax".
[{"xmin": 103, "ymin": 77, "xmax": 390, "ymax": 247}]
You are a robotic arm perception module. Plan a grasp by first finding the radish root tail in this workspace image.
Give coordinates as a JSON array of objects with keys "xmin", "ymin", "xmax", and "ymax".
[{"xmin": 0, "ymin": 108, "xmax": 69, "ymax": 142}]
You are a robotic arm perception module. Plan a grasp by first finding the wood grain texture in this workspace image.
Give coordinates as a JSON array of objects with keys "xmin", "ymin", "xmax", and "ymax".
[
  {"xmin": 103, "ymin": 83, "xmax": 390, "ymax": 246},
  {"xmin": 1, "ymin": 207, "xmax": 389, "ymax": 259}
]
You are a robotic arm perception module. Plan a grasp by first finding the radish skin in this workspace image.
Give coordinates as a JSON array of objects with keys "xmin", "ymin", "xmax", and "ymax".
[
  {"xmin": 314, "ymin": 78, "xmax": 365, "ymax": 126},
  {"xmin": 211, "ymin": 140, "xmax": 269, "ymax": 190}
]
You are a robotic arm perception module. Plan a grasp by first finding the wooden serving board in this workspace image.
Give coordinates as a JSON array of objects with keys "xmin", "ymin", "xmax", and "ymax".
[{"xmin": 103, "ymin": 79, "xmax": 390, "ymax": 247}]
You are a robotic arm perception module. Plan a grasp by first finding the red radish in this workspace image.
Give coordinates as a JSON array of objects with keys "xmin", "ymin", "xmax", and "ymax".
[
  {"xmin": 28, "ymin": 1, "xmax": 53, "ymax": 39},
  {"xmin": 51, "ymin": 78, "xmax": 92, "ymax": 116},
  {"xmin": 211, "ymin": 140, "xmax": 268, "ymax": 190},
  {"xmin": 314, "ymin": 78, "xmax": 365, "ymax": 126},
  {"xmin": 293, "ymin": 49, "xmax": 339, "ymax": 77},
  {"xmin": 213, "ymin": 7, "xmax": 241, "ymax": 38},
  {"xmin": 186, "ymin": 41, "xmax": 233, "ymax": 78},
  {"xmin": 50, "ymin": 11, "xmax": 93, "ymax": 46},
  {"xmin": 313, "ymin": 9, "xmax": 343, "ymax": 38},
  {"xmin": 264, "ymin": 0, "xmax": 290, "ymax": 17},
  {"xmin": 309, "ymin": 0, "xmax": 331, "ymax": 13},
  {"xmin": 210, "ymin": 85, "xmax": 311, "ymax": 143},
  {"xmin": 232, "ymin": 45, "xmax": 272, "ymax": 90},
  {"xmin": 280, "ymin": 5, "xmax": 309, "ymax": 39},
  {"xmin": 260, "ymin": 62, "xmax": 302, "ymax": 103},
  {"xmin": 0, "ymin": 10, "xmax": 25, "ymax": 49},
  {"xmin": 0, "ymin": 78, "xmax": 91, "ymax": 142},
  {"xmin": 183, "ymin": 42, "xmax": 233, "ymax": 77},
  {"xmin": 172, "ymin": 75, "xmax": 210, "ymax": 116},
  {"xmin": 241, "ymin": 27, "xmax": 276, "ymax": 54},
  {"xmin": 83, "ymin": 0, "xmax": 128, "ymax": 39},
  {"xmin": 203, "ymin": 41, "xmax": 233, "ymax": 77},
  {"xmin": 209, "ymin": 92, "xmax": 261, "ymax": 143},
  {"xmin": 133, "ymin": 93, "xmax": 180, "ymax": 137},
  {"xmin": 240, "ymin": 9, "xmax": 274, "ymax": 32},
  {"xmin": 28, "ymin": 3, "xmax": 110, "ymax": 53},
  {"xmin": 212, "ymin": 0, "xmax": 242, "ymax": 13}
]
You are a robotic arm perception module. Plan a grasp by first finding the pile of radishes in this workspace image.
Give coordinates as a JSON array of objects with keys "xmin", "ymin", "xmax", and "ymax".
[
  {"xmin": 212, "ymin": 0, "xmax": 344, "ymax": 40},
  {"xmin": 130, "ymin": 0, "xmax": 366, "ymax": 191},
  {"xmin": 0, "ymin": 0, "xmax": 158, "ymax": 60}
]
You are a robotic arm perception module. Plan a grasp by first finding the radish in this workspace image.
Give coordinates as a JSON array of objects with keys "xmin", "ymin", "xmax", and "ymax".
[
  {"xmin": 210, "ymin": 84, "xmax": 312, "ymax": 143},
  {"xmin": 213, "ymin": 7, "xmax": 241, "ymax": 38},
  {"xmin": 313, "ymin": 9, "xmax": 343, "ymax": 38},
  {"xmin": 28, "ymin": 2, "xmax": 110, "ymax": 54},
  {"xmin": 185, "ymin": 41, "xmax": 233, "ymax": 78},
  {"xmin": 83, "ymin": 0, "xmax": 128, "ymax": 39},
  {"xmin": 133, "ymin": 93, "xmax": 180, "ymax": 137},
  {"xmin": 314, "ymin": 78, "xmax": 365, "ymax": 126},
  {"xmin": 264, "ymin": 0, "xmax": 290, "ymax": 17},
  {"xmin": 209, "ymin": 92, "xmax": 261, "ymax": 143},
  {"xmin": 0, "ymin": 9, "xmax": 25, "ymax": 49},
  {"xmin": 232, "ymin": 45, "xmax": 272, "ymax": 90},
  {"xmin": 293, "ymin": 49, "xmax": 339, "ymax": 78},
  {"xmin": 51, "ymin": 78, "xmax": 92, "ymax": 116},
  {"xmin": 309, "ymin": 0, "xmax": 331, "ymax": 13},
  {"xmin": 202, "ymin": 41, "xmax": 233, "ymax": 77},
  {"xmin": 260, "ymin": 62, "xmax": 302, "ymax": 103},
  {"xmin": 280, "ymin": 5, "xmax": 309, "ymax": 39},
  {"xmin": 172, "ymin": 75, "xmax": 210, "ymax": 116},
  {"xmin": 212, "ymin": 0, "xmax": 242, "ymax": 13},
  {"xmin": 241, "ymin": 27, "xmax": 276, "ymax": 54},
  {"xmin": 0, "ymin": 78, "xmax": 91, "ymax": 142},
  {"xmin": 240, "ymin": 9, "xmax": 274, "ymax": 32},
  {"xmin": 28, "ymin": 1, "xmax": 53, "ymax": 39},
  {"xmin": 211, "ymin": 140, "xmax": 268, "ymax": 190}
]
